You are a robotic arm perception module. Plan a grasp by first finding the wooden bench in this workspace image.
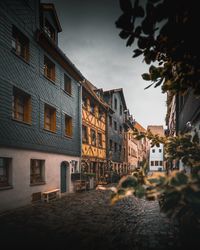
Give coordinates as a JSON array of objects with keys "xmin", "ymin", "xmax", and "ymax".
[
  {"xmin": 42, "ymin": 189, "xmax": 60, "ymax": 202},
  {"xmin": 74, "ymin": 180, "xmax": 87, "ymax": 192}
]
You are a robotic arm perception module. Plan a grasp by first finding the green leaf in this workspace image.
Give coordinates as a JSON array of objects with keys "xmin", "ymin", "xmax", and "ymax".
[{"xmin": 121, "ymin": 176, "xmax": 138, "ymax": 188}]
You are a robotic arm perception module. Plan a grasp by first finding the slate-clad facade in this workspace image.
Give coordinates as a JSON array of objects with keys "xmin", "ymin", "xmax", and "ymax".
[
  {"xmin": 103, "ymin": 89, "xmax": 129, "ymax": 175},
  {"xmin": 0, "ymin": 0, "xmax": 83, "ymax": 212}
]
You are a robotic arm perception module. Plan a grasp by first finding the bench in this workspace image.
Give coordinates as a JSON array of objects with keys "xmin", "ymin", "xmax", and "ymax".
[
  {"xmin": 74, "ymin": 180, "xmax": 87, "ymax": 192},
  {"xmin": 42, "ymin": 188, "xmax": 60, "ymax": 202}
]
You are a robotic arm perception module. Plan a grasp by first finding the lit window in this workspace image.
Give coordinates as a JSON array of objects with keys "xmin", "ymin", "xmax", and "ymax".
[
  {"xmin": 44, "ymin": 104, "xmax": 56, "ymax": 132},
  {"xmin": 64, "ymin": 74, "xmax": 72, "ymax": 95},
  {"xmin": 0, "ymin": 157, "xmax": 12, "ymax": 187},
  {"xmin": 12, "ymin": 87, "xmax": 31, "ymax": 123},
  {"xmin": 65, "ymin": 114, "xmax": 72, "ymax": 137},
  {"xmin": 12, "ymin": 25, "xmax": 29, "ymax": 62},
  {"xmin": 44, "ymin": 56, "xmax": 55, "ymax": 82},
  {"xmin": 30, "ymin": 159, "xmax": 45, "ymax": 184}
]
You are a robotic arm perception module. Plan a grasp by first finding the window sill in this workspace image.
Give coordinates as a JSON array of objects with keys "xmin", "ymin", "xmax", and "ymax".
[
  {"xmin": 30, "ymin": 182, "xmax": 46, "ymax": 186},
  {"xmin": 65, "ymin": 135, "xmax": 73, "ymax": 139},
  {"xmin": 43, "ymin": 75, "xmax": 56, "ymax": 85},
  {"xmin": 11, "ymin": 50, "xmax": 30, "ymax": 65},
  {"xmin": 63, "ymin": 89, "xmax": 72, "ymax": 97},
  {"xmin": 43, "ymin": 128, "xmax": 56, "ymax": 134},
  {"xmin": 12, "ymin": 118, "xmax": 32, "ymax": 126},
  {"xmin": 0, "ymin": 185, "xmax": 13, "ymax": 191}
]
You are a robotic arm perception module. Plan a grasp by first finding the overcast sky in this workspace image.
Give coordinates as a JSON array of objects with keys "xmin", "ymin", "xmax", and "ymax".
[{"xmin": 46, "ymin": 0, "xmax": 167, "ymax": 129}]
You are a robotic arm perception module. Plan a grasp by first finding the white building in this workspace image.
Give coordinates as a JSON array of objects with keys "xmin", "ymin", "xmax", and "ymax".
[{"xmin": 147, "ymin": 126, "xmax": 164, "ymax": 171}]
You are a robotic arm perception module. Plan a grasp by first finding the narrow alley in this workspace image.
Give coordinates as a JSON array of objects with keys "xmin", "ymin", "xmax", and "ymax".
[{"xmin": 0, "ymin": 186, "xmax": 180, "ymax": 250}]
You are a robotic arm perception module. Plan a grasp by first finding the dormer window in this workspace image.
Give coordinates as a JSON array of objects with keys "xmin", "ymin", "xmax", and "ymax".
[{"xmin": 44, "ymin": 19, "xmax": 55, "ymax": 41}]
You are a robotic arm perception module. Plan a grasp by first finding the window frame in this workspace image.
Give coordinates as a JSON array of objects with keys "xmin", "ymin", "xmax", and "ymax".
[
  {"xmin": 82, "ymin": 125, "xmax": 88, "ymax": 143},
  {"xmin": 65, "ymin": 114, "xmax": 73, "ymax": 138},
  {"xmin": 97, "ymin": 132, "xmax": 102, "ymax": 147},
  {"xmin": 12, "ymin": 87, "xmax": 32, "ymax": 124},
  {"xmin": 30, "ymin": 159, "xmax": 45, "ymax": 185},
  {"xmin": 12, "ymin": 25, "xmax": 29, "ymax": 62},
  {"xmin": 44, "ymin": 104, "xmax": 56, "ymax": 132},
  {"xmin": 0, "ymin": 157, "xmax": 12, "ymax": 188},
  {"xmin": 90, "ymin": 129, "xmax": 96, "ymax": 146},
  {"xmin": 44, "ymin": 18, "xmax": 55, "ymax": 41},
  {"xmin": 64, "ymin": 74, "xmax": 72, "ymax": 96},
  {"xmin": 44, "ymin": 55, "xmax": 55, "ymax": 82}
]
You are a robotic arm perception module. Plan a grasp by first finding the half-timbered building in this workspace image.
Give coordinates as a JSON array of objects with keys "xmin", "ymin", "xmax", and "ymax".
[{"xmin": 81, "ymin": 80, "xmax": 111, "ymax": 184}]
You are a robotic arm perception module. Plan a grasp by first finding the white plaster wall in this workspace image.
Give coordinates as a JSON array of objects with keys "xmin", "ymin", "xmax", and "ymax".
[
  {"xmin": 149, "ymin": 144, "xmax": 164, "ymax": 171},
  {"xmin": 0, "ymin": 147, "xmax": 80, "ymax": 212}
]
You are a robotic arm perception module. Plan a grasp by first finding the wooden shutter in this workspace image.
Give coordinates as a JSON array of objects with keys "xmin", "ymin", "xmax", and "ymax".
[{"xmin": 24, "ymin": 96, "xmax": 31, "ymax": 123}]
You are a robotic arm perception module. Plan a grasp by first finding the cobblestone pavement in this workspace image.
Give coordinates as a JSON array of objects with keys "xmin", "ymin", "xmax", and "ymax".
[{"xmin": 0, "ymin": 187, "xmax": 181, "ymax": 250}]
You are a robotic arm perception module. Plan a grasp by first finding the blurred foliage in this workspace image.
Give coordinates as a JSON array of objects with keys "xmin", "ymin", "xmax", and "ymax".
[
  {"xmin": 116, "ymin": 0, "xmax": 200, "ymax": 95},
  {"xmin": 110, "ymin": 127, "xmax": 200, "ymax": 244}
]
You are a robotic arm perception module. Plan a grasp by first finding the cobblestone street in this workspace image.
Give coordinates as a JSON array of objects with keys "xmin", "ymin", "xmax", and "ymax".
[{"xmin": 0, "ymin": 187, "xmax": 181, "ymax": 250}]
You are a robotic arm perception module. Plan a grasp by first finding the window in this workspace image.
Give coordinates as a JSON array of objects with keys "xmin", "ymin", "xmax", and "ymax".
[
  {"xmin": 82, "ymin": 125, "xmax": 88, "ymax": 143},
  {"xmin": 119, "ymin": 145, "xmax": 122, "ymax": 152},
  {"xmin": 30, "ymin": 159, "xmax": 45, "ymax": 185},
  {"xmin": 109, "ymin": 116, "xmax": 112, "ymax": 127},
  {"xmin": 128, "ymin": 146, "xmax": 131, "ymax": 156},
  {"xmin": 151, "ymin": 161, "xmax": 154, "ymax": 166},
  {"xmin": 65, "ymin": 114, "xmax": 73, "ymax": 137},
  {"xmin": 114, "ymin": 121, "xmax": 117, "ymax": 131},
  {"xmin": 109, "ymin": 139, "xmax": 113, "ymax": 150},
  {"xmin": 120, "ymin": 105, "xmax": 122, "ymax": 115},
  {"xmin": 90, "ymin": 101, "xmax": 95, "ymax": 113},
  {"xmin": 44, "ymin": 56, "xmax": 55, "ymax": 82},
  {"xmin": 160, "ymin": 161, "xmax": 163, "ymax": 166},
  {"xmin": 91, "ymin": 129, "xmax": 96, "ymax": 146},
  {"xmin": 114, "ymin": 143, "xmax": 117, "ymax": 152},
  {"xmin": 64, "ymin": 74, "xmax": 72, "ymax": 95},
  {"xmin": 12, "ymin": 25, "xmax": 29, "ymax": 62},
  {"xmin": 99, "ymin": 109, "xmax": 104, "ymax": 120},
  {"xmin": 0, "ymin": 157, "xmax": 11, "ymax": 187},
  {"xmin": 119, "ymin": 126, "xmax": 122, "ymax": 134},
  {"xmin": 155, "ymin": 161, "xmax": 159, "ymax": 166},
  {"xmin": 152, "ymin": 149, "xmax": 155, "ymax": 153},
  {"xmin": 12, "ymin": 87, "xmax": 31, "ymax": 123},
  {"xmin": 44, "ymin": 19, "xmax": 55, "ymax": 41},
  {"xmin": 114, "ymin": 98, "xmax": 117, "ymax": 110},
  {"xmin": 159, "ymin": 149, "xmax": 162, "ymax": 153},
  {"xmin": 82, "ymin": 96, "xmax": 87, "ymax": 107},
  {"xmin": 97, "ymin": 133, "xmax": 102, "ymax": 147},
  {"xmin": 44, "ymin": 104, "xmax": 56, "ymax": 132}
]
